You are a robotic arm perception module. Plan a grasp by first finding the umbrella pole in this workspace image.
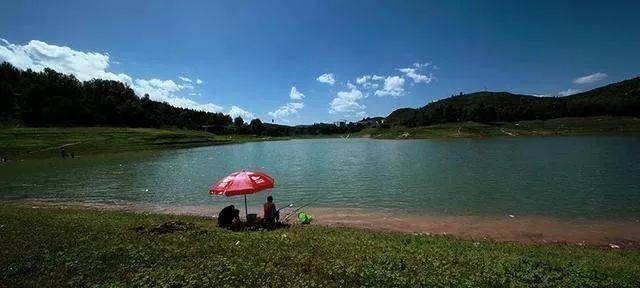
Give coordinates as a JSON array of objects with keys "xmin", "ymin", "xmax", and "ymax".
[{"xmin": 244, "ymin": 195, "xmax": 248, "ymax": 221}]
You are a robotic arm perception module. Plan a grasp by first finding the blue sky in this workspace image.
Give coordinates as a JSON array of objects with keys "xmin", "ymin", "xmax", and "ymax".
[{"xmin": 1, "ymin": 0, "xmax": 639, "ymax": 124}]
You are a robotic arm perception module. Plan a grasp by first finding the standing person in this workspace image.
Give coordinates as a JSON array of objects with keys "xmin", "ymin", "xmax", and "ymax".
[{"xmin": 263, "ymin": 196, "xmax": 279, "ymax": 224}]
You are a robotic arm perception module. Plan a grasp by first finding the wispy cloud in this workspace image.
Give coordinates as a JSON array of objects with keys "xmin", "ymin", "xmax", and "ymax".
[
  {"xmin": 356, "ymin": 75, "xmax": 382, "ymax": 90},
  {"xmin": 316, "ymin": 73, "xmax": 336, "ymax": 86},
  {"xmin": 398, "ymin": 67, "xmax": 433, "ymax": 84},
  {"xmin": 196, "ymin": 79, "xmax": 204, "ymax": 84},
  {"xmin": 573, "ymin": 72, "xmax": 607, "ymax": 84},
  {"xmin": 178, "ymin": 76, "xmax": 192, "ymax": 83},
  {"xmin": 0, "ymin": 38, "xmax": 226, "ymax": 113},
  {"xmin": 289, "ymin": 86, "xmax": 305, "ymax": 100}
]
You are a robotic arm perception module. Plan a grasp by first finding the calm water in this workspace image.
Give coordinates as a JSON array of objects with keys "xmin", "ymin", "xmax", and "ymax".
[{"xmin": 2, "ymin": 136, "xmax": 640, "ymax": 219}]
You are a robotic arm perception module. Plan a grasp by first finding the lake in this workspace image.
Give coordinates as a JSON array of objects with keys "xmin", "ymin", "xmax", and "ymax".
[{"xmin": 2, "ymin": 136, "xmax": 640, "ymax": 219}]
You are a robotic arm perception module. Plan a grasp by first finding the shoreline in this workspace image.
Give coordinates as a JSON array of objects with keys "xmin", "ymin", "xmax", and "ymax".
[
  {"xmin": 3, "ymin": 117, "xmax": 640, "ymax": 160},
  {"xmin": 8, "ymin": 198, "xmax": 640, "ymax": 249}
]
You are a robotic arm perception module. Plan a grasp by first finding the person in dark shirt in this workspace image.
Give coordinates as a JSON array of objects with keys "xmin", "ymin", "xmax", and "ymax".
[
  {"xmin": 217, "ymin": 205, "xmax": 240, "ymax": 228},
  {"xmin": 263, "ymin": 196, "xmax": 279, "ymax": 224}
]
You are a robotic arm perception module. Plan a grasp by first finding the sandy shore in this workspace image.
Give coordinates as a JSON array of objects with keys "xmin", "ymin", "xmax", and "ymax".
[{"xmin": 6, "ymin": 198, "xmax": 640, "ymax": 249}]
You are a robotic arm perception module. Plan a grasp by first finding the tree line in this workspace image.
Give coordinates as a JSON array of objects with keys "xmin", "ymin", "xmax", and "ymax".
[
  {"xmin": 0, "ymin": 62, "xmax": 235, "ymax": 131},
  {"xmin": 0, "ymin": 62, "xmax": 369, "ymax": 136}
]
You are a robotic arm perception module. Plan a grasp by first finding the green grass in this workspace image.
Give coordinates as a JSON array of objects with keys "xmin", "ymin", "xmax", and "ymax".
[
  {"xmin": 0, "ymin": 127, "xmax": 285, "ymax": 159},
  {"xmin": 357, "ymin": 116, "xmax": 640, "ymax": 139},
  {"xmin": 1, "ymin": 205, "xmax": 639, "ymax": 287}
]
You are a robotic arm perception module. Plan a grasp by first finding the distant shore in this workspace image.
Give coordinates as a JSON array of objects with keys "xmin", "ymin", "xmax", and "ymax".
[
  {"xmin": 2, "ymin": 116, "xmax": 640, "ymax": 160},
  {"xmin": 359, "ymin": 116, "xmax": 640, "ymax": 139},
  {"xmin": 8, "ymin": 198, "xmax": 640, "ymax": 249},
  {"xmin": 0, "ymin": 126, "xmax": 290, "ymax": 160}
]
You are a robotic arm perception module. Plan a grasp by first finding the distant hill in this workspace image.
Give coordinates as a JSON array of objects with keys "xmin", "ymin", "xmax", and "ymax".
[{"xmin": 386, "ymin": 77, "xmax": 640, "ymax": 126}]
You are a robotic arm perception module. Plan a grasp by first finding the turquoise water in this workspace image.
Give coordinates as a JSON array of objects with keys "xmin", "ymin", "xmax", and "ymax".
[{"xmin": 1, "ymin": 136, "xmax": 640, "ymax": 219}]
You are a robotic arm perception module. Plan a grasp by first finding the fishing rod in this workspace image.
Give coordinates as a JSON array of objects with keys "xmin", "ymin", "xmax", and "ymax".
[
  {"xmin": 276, "ymin": 197, "xmax": 307, "ymax": 212},
  {"xmin": 282, "ymin": 194, "xmax": 323, "ymax": 221}
]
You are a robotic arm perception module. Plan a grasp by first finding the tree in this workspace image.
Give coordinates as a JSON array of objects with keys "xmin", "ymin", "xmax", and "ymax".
[
  {"xmin": 234, "ymin": 116, "xmax": 244, "ymax": 129},
  {"xmin": 249, "ymin": 118, "xmax": 264, "ymax": 135}
]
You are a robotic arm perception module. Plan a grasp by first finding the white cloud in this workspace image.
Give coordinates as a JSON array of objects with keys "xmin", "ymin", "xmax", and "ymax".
[
  {"xmin": 162, "ymin": 97, "xmax": 224, "ymax": 113},
  {"xmin": 573, "ymin": 72, "xmax": 607, "ymax": 84},
  {"xmin": 178, "ymin": 76, "xmax": 192, "ymax": 83},
  {"xmin": 398, "ymin": 62, "xmax": 434, "ymax": 84},
  {"xmin": 180, "ymin": 83, "xmax": 195, "ymax": 90},
  {"xmin": 356, "ymin": 75, "xmax": 368, "ymax": 85},
  {"xmin": 0, "ymin": 38, "xmax": 132, "ymax": 83},
  {"xmin": 268, "ymin": 102, "xmax": 304, "ymax": 119},
  {"xmin": 398, "ymin": 67, "xmax": 433, "ymax": 84},
  {"xmin": 329, "ymin": 87, "xmax": 365, "ymax": 113},
  {"xmin": 269, "ymin": 85, "xmax": 305, "ymax": 120},
  {"xmin": 228, "ymin": 106, "xmax": 255, "ymax": 120},
  {"xmin": 134, "ymin": 79, "xmax": 182, "ymax": 98},
  {"xmin": 355, "ymin": 75, "xmax": 382, "ymax": 90},
  {"xmin": 316, "ymin": 73, "xmax": 336, "ymax": 85},
  {"xmin": 374, "ymin": 76, "xmax": 405, "ymax": 97},
  {"xmin": 347, "ymin": 82, "xmax": 357, "ymax": 90},
  {"xmin": 356, "ymin": 111, "xmax": 367, "ymax": 117},
  {"xmin": 289, "ymin": 86, "xmax": 305, "ymax": 100},
  {"xmin": 0, "ymin": 38, "xmax": 227, "ymax": 114},
  {"xmin": 559, "ymin": 89, "xmax": 581, "ymax": 96},
  {"xmin": 196, "ymin": 79, "xmax": 204, "ymax": 84}
]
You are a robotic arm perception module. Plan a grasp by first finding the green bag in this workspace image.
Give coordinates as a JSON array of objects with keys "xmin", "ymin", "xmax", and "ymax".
[{"xmin": 297, "ymin": 212, "xmax": 313, "ymax": 224}]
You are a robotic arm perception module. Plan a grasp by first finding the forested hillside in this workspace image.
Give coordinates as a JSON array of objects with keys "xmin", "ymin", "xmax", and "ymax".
[
  {"xmin": 0, "ymin": 62, "xmax": 234, "ymax": 131},
  {"xmin": 386, "ymin": 77, "xmax": 640, "ymax": 126},
  {"xmin": 0, "ymin": 62, "xmax": 368, "ymax": 136}
]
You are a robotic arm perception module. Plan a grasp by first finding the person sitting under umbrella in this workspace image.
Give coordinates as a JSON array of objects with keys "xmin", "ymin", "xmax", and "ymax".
[
  {"xmin": 263, "ymin": 196, "xmax": 279, "ymax": 224},
  {"xmin": 218, "ymin": 205, "xmax": 240, "ymax": 228}
]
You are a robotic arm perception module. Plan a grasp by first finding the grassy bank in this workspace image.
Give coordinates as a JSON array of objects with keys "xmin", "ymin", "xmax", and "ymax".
[
  {"xmin": 0, "ymin": 127, "xmax": 283, "ymax": 159},
  {"xmin": 1, "ymin": 205, "xmax": 639, "ymax": 287},
  {"xmin": 359, "ymin": 116, "xmax": 640, "ymax": 139},
  {"xmin": 2, "ymin": 117, "xmax": 640, "ymax": 160}
]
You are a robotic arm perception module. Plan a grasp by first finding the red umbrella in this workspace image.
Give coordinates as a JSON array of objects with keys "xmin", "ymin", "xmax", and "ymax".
[{"xmin": 209, "ymin": 170, "xmax": 275, "ymax": 220}]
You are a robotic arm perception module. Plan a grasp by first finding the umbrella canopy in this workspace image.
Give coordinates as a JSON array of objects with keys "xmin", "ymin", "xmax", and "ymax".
[
  {"xmin": 209, "ymin": 170, "xmax": 274, "ymax": 196},
  {"xmin": 209, "ymin": 170, "xmax": 275, "ymax": 221}
]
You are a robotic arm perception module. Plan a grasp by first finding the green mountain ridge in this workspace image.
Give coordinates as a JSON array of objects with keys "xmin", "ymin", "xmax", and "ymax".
[{"xmin": 386, "ymin": 77, "xmax": 640, "ymax": 126}]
